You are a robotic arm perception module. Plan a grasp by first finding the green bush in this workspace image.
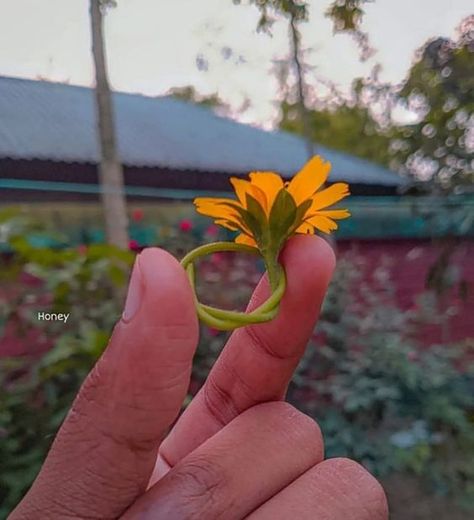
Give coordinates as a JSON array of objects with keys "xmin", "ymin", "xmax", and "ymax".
[
  {"xmin": 290, "ymin": 256, "xmax": 474, "ymax": 508},
  {"xmin": 0, "ymin": 210, "xmax": 133, "ymax": 515}
]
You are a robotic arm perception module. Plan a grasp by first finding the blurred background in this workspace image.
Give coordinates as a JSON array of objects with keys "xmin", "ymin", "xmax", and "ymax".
[{"xmin": 0, "ymin": 1, "xmax": 473, "ymax": 518}]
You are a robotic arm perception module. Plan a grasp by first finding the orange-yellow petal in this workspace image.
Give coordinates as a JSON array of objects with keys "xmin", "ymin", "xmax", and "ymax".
[
  {"xmin": 314, "ymin": 209, "xmax": 351, "ymax": 220},
  {"xmin": 194, "ymin": 156, "xmax": 350, "ymax": 248},
  {"xmin": 194, "ymin": 196, "xmax": 238, "ymax": 205},
  {"xmin": 194, "ymin": 197, "xmax": 244, "ymax": 229},
  {"xmin": 306, "ymin": 214, "xmax": 339, "ymax": 233},
  {"xmin": 230, "ymin": 178, "xmax": 252, "ymax": 206},
  {"xmin": 248, "ymin": 172, "xmax": 284, "ymax": 214},
  {"xmin": 295, "ymin": 221, "xmax": 315, "ymax": 234},
  {"xmin": 235, "ymin": 233, "xmax": 257, "ymax": 247},
  {"xmin": 287, "ymin": 156, "xmax": 331, "ymax": 205},
  {"xmin": 307, "ymin": 183, "xmax": 350, "ymax": 213},
  {"xmin": 214, "ymin": 218, "xmax": 240, "ymax": 231},
  {"xmin": 230, "ymin": 177, "xmax": 268, "ymax": 213},
  {"xmin": 194, "ymin": 200, "xmax": 239, "ymax": 218}
]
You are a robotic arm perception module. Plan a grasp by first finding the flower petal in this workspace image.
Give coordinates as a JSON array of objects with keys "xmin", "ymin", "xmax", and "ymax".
[
  {"xmin": 249, "ymin": 172, "xmax": 284, "ymax": 213},
  {"xmin": 230, "ymin": 177, "xmax": 268, "ymax": 214},
  {"xmin": 295, "ymin": 222, "xmax": 315, "ymax": 234},
  {"xmin": 214, "ymin": 218, "xmax": 240, "ymax": 231},
  {"xmin": 315, "ymin": 209, "xmax": 351, "ymax": 220},
  {"xmin": 235, "ymin": 233, "xmax": 257, "ymax": 247},
  {"xmin": 306, "ymin": 214, "xmax": 339, "ymax": 234},
  {"xmin": 194, "ymin": 156, "xmax": 350, "ymax": 253},
  {"xmin": 194, "ymin": 198, "xmax": 240, "ymax": 217},
  {"xmin": 230, "ymin": 178, "xmax": 252, "ymax": 206},
  {"xmin": 194, "ymin": 198, "xmax": 245, "ymax": 230},
  {"xmin": 307, "ymin": 183, "xmax": 350, "ymax": 213},
  {"xmin": 287, "ymin": 156, "xmax": 331, "ymax": 205},
  {"xmin": 194, "ymin": 196, "xmax": 240, "ymax": 209}
]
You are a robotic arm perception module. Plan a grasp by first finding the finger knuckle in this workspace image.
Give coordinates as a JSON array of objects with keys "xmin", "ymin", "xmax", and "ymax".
[
  {"xmin": 319, "ymin": 458, "xmax": 388, "ymax": 519},
  {"xmin": 253, "ymin": 401, "xmax": 320, "ymax": 433},
  {"xmin": 245, "ymin": 325, "xmax": 299, "ymax": 361},
  {"xmin": 204, "ymin": 374, "xmax": 241, "ymax": 427},
  {"xmin": 246, "ymin": 402, "xmax": 323, "ymax": 453},
  {"xmin": 171, "ymin": 455, "xmax": 226, "ymax": 517}
]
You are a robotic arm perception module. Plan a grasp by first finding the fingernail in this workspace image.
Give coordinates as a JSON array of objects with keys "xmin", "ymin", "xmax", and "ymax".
[{"xmin": 122, "ymin": 255, "xmax": 144, "ymax": 323}]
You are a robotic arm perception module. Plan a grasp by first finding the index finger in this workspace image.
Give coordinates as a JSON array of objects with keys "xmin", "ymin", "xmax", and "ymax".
[{"xmin": 157, "ymin": 235, "xmax": 335, "ymax": 475}]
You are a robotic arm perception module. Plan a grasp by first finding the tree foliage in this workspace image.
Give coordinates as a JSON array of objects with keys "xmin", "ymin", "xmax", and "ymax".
[
  {"xmin": 167, "ymin": 85, "xmax": 228, "ymax": 110},
  {"xmin": 232, "ymin": 0, "xmax": 308, "ymax": 32},
  {"xmin": 278, "ymin": 15, "xmax": 474, "ymax": 189},
  {"xmin": 325, "ymin": 0, "xmax": 375, "ymax": 60},
  {"xmin": 279, "ymin": 78, "xmax": 392, "ymax": 166},
  {"xmin": 391, "ymin": 16, "xmax": 474, "ymax": 192},
  {"xmin": 326, "ymin": 0, "xmax": 367, "ymax": 31}
]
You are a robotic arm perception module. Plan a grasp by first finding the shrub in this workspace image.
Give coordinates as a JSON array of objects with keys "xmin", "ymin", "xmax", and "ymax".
[{"xmin": 290, "ymin": 255, "xmax": 474, "ymax": 508}]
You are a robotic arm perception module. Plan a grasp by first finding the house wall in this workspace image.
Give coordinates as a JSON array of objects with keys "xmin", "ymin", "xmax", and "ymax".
[
  {"xmin": 0, "ymin": 158, "xmax": 397, "ymax": 202},
  {"xmin": 337, "ymin": 238, "xmax": 474, "ymax": 345}
]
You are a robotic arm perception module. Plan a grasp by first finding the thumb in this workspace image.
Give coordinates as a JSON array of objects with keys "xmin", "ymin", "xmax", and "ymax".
[{"xmin": 11, "ymin": 248, "xmax": 199, "ymax": 520}]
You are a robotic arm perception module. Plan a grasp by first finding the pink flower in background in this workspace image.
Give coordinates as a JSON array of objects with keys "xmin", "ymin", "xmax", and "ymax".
[
  {"xmin": 77, "ymin": 244, "xmax": 88, "ymax": 256},
  {"xmin": 20, "ymin": 271, "xmax": 43, "ymax": 287},
  {"xmin": 128, "ymin": 239, "xmax": 139, "ymax": 251},
  {"xmin": 210, "ymin": 252, "xmax": 224, "ymax": 265},
  {"xmin": 208, "ymin": 327, "xmax": 219, "ymax": 337},
  {"xmin": 132, "ymin": 208, "xmax": 144, "ymax": 222},
  {"xmin": 179, "ymin": 219, "xmax": 193, "ymax": 232},
  {"xmin": 206, "ymin": 224, "xmax": 219, "ymax": 237}
]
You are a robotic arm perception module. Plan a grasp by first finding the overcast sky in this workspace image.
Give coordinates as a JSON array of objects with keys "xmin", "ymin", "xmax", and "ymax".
[{"xmin": 0, "ymin": 0, "xmax": 472, "ymax": 127}]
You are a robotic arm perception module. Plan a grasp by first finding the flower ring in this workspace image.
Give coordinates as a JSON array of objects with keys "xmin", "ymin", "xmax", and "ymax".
[{"xmin": 181, "ymin": 155, "xmax": 351, "ymax": 330}]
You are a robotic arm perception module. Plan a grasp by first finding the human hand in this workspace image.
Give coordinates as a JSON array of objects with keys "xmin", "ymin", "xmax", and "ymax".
[{"xmin": 11, "ymin": 236, "xmax": 388, "ymax": 519}]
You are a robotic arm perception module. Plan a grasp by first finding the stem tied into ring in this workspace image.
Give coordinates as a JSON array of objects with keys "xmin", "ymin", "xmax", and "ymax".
[{"xmin": 180, "ymin": 241, "xmax": 286, "ymax": 331}]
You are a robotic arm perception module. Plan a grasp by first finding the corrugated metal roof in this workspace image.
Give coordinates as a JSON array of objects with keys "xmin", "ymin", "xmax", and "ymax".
[{"xmin": 0, "ymin": 75, "xmax": 401, "ymax": 186}]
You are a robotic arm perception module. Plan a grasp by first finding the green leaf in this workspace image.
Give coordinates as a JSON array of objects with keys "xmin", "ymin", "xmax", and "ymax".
[
  {"xmin": 269, "ymin": 189, "xmax": 297, "ymax": 247},
  {"xmin": 244, "ymin": 193, "xmax": 268, "ymax": 247},
  {"xmin": 288, "ymin": 198, "xmax": 312, "ymax": 235},
  {"xmin": 218, "ymin": 202, "xmax": 253, "ymax": 233}
]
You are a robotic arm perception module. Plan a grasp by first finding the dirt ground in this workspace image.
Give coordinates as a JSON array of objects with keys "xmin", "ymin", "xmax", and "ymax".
[{"xmin": 383, "ymin": 474, "xmax": 471, "ymax": 520}]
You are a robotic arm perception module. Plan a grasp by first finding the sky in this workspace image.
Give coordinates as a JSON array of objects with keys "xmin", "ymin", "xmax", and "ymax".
[{"xmin": 0, "ymin": 0, "xmax": 472, "ymax": 128}]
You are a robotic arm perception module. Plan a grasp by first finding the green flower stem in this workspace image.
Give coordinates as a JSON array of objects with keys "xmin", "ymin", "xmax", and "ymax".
[{"xmin": 180, "ymin": 241, "xmax": 286, "ymax": 331}]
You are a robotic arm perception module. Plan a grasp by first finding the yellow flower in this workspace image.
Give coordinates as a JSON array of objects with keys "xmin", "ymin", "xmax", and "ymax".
[{"xmin": 194, "ymin": 155, "xmax": 350, "ymax": 251}]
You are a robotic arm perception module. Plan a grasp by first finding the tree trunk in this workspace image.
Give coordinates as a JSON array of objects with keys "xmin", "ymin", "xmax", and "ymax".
[
  {"xmin": 289, "ymin": 10, "xmax": 314, "ymax": 159},
  {"xmin": 288, "ymin": 9, "xmax": 334, "ymax": 249},
  {"xmin": 89, "ymin": 0, "xmax": 128, "ymax": 249}
]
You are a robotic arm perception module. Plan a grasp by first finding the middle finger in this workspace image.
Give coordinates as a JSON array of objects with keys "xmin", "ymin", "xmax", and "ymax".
[
  {"xmin": 123, "ymin": 402, "xmax": 324, "ymax": 520},
  {"xmin": 157, "ymin": 235, "xmax": 334, "ymax": 477}
]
